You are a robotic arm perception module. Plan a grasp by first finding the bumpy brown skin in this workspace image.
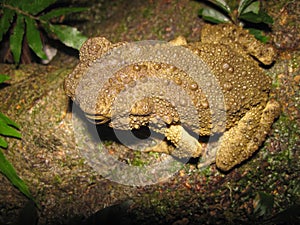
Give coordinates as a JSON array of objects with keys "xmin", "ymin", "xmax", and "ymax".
[
  {"xmin": 200, "ymin": 24, "xmax": 277, "ymax": 65},
  {"xmin": 64, "ymin": 24, "xmax": 280, "ymax": 171}
]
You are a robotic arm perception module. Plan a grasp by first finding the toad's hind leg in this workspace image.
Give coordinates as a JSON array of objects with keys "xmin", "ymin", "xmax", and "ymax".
[{"xmin": 215, "ymin": 100, "xmax": 280, "ymax": 171}]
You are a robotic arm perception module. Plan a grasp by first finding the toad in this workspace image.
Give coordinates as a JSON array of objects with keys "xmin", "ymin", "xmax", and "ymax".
[{"xmin": 64, "ymin": 24, "xmax": 280, "ymax": 171}]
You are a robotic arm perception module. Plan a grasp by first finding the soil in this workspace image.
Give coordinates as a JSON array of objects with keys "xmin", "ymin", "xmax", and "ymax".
[{"xmin": 0, "ymin": 0, "xmax": 299, "ymax": 225}]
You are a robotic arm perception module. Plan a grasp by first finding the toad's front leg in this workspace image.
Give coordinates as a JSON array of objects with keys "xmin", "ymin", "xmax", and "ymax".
[
  {"xmin": 142, "ymin": 124, "xmax": 202, "ymax": 158},
  {"xmin": 164, "ymin": 125, "xmax": 203, "ymax": 158},
  {"xmin": 215, "ymin": 100, "xmax": 280, "ymax": 171}
]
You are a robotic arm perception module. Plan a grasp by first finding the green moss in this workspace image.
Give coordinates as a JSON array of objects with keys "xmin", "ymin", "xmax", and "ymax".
[
  {"xmin": 142, "ymin": 8, "xmax": 153, "ymax": 19},
  {"xmin": 53, "ymin": 174, "xmax": 62, "ymax": 184},
  {"xmin": 129, "ymin": 151, "xmax": 147, "ymax": 167}
]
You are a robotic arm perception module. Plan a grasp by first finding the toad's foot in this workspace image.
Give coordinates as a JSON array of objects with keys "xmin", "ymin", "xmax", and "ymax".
[
  {"xmin": 141, "ymin": 139, "xmax": 173, "ymax": 154},
  {"xmin": 215, "ymin": 100, "xmax": 280, "ymax": 171}
]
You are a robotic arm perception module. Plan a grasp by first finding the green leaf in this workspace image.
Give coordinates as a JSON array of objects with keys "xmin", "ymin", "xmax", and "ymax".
[
  {"xmin": 0, "ymin": 137, "xmax": 8, "ymax": 148},
  {"xmin": 0, "ymin": 8, "xmax": 15, "ymax": 42},
  {"xmin": 40, "ymin": 7, "xmax": 88, "ymax": 21},
  {"xmin": 25, "ymin": 17, "xmax": 47, "ymax": 60},
  {"xmin": 199, "ymin": 8, "xmax": 231, "ymax": 24},
  {"xmin": 253, "ymin": 192, "xmax": 274, "ymax": 217},
  {"xmin": 0, "ymin": 122, "xmax": 21, "ymax": 138},
  {"xmin": 240, "ymin": 10, "xmax": 273, "ymax": 24},
  {"xmin": 239, "ymin": 12, "xmax": 262, "ymax": 23},
  {"xmin": 0, "ymin": 112, "xmax": 20, "ymax": 129},
  {"xmin": 238, "ymin": 0, "xmax": 255, "ymax": 15},
  {"xmin": 48, "ymin": 24, "xmax": 87, "ymax": 50},
  {"xmin": 242, "ymin": 1, "xmax": 260, "ymax": 14},
  {"xmin": 258, "ymin": 10, "xmax": 274, "ymax": 24},
  {"xmin": 206, "ymin": 0, "xmax": 231, "ymax": 13},
  {"xmin": 0, "ymin": 149, "xmax": 33, "ymax": 199},
  {"xmin": 9, "ymin": 15, "xmax": 25, "ymax": 64},
  {"xmin": 19, "ymin": 0, "xmax": 57, "ymax": 15},
  {"xmin": 247, "ymin": 28, "xmax": 269, "ymax": 43},
  {"xmin": 240, "ymin": 1, "xmax": 273, "ymax": 25},
  {"xmin": 0, "ymin": 75, "xmax": 10, "ymax": 83}
]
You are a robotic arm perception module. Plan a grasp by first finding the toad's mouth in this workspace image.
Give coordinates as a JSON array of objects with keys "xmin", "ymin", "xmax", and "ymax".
[{"xmin": 85, "ymin": 113, "xmax": 110, "ymax": 125}]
